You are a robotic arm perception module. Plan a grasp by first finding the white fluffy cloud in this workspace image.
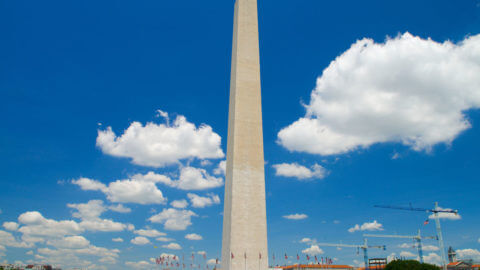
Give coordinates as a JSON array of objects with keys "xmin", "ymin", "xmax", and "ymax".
[
  {"xmin": 283, "ymin": 214, "xmax": 308, "ymax": 220},
  {"xmin": 185, "ymin": 233, "xmax": 202, "ymax": 240},
  {"xmin": 36, "ymin": 244, "xmax": 120, "ymax": 269},
  {"xmin": 162, "ymin": 243, "xmax": 182, "ymax": 250},
  {"xmin": 348, "ymin": 220, "xmax": 383, "ymax": 233},
  {"xmin": 399, "ymin": 251, "xmax": 416, "ymax": 258},
  {"xmin": 125, "ymin": 260, "xmax": 153, "ymax": 269},
  {"xmin": 300, "ymin": 238, "xmax": 314, "ymax": 244},
  {"xmin": 156, "ymin": 237, "xmax": 174, "ymax": 242},
  {"xmin": 46, "ymin": 236, "xmax": 90, "ymax": 249},
  {"xmin": 171, "ymin": 200, "xmax": 188, "ymax": 209},
  {"xmin": 272, "ymin": 163, "xmax": 327, "ymax": 180},
  {"xmin": 109, "ymin": 204, "xmax": 131, "ymax": 213},
  {"xmin": 278, "ymin": 33, "xmax": 480, "ymax": 156},
  {"xmin": 423, "ymin": 252, "xmax": 442, "ymax": 265},
  {"xmin": 67, "ymin": 200, "xmax": 127, "ymax": 232},
  {"xmin": 112, "ymin": 238, "xmax": 123, "ymax": 243},
  {"xmin": 96, "ymin": 113, "xmax": 224, "ymax": 167},
  {"xmin": 18, "ymin": 211, "xmax": 83, "ymax": 238},
  {"xmin": 174, "ymin": 167, "xmax": 224, "ymax": 190},
  {"xmin": 302, "ymin": 245, "xmax": 324, "ymax": 255},
  {"xmin": 213, "ymin": 160, "xmax": 226, "ymax": 175},
  {"xmin": 423, "ymin": 245, "xmax": 439, "ymax": 251},
  {"xmin": 187, "ymin": 193, "xmax": 220, "ymax": 208},
  {"xmin": 131, "ymin": 236, "xmax": 150, "ymax": 245},
  {"xmin": 134, "ymin": 229, "xmax": 166, "ymax": 238},
  {"xmin": 74, "ymin": 170, "xmax": 222, "ymax": 207},
  {"xmin": 0, "ymin": 230, "xmax": 32, "ymax": 248},
  {"xmin": 72, "ymin": 174, "xmax": 167, "ymax": 205},
  {"xmin": 456, "ymin": 248, "xmax": 480, "ymax": 261},
  {"xmin": 3, "ymin": 222, "xmax": 19, "ymax": 231},
  {"xmin": 149, "ymin": 208, "xmax": 197, "ymax": 231}
]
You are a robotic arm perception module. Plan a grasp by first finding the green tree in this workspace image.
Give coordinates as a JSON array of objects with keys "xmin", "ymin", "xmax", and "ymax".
[{"xmin": 385, "ymin": 260, "xmax": 440, "ymax": 270}]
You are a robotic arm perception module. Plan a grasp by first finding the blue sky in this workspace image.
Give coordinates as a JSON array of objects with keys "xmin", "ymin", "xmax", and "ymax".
[{"xmin": 1, "ymin": 0, "xmax": 480, "ymax": 269}]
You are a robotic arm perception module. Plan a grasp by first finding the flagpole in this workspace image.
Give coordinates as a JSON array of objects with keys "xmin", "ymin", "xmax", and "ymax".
[{"xmin": 244, "ymin": 252, "xmax": 247, "ymax": 270}]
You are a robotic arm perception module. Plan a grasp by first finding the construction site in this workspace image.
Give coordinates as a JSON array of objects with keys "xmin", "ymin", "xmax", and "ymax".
[{"xmin": 265, "ymin": 203, "xmax": 479, "ymax": 270}]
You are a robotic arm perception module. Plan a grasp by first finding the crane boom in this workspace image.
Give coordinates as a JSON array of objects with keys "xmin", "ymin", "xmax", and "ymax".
[
  {"xmin": 363, "ymin": 234, "xmax": 436, "ymax": 240},
  {"xmin": 363, "ymin": 230, "xmax": 437, "ymax": 263},
  {"xmin": 315, "ymin": 239, "xmax": 386, "ymax": 269},
  {"xmin": 374, "ymin": 205, "xmax": 458, "ymax": 214}
]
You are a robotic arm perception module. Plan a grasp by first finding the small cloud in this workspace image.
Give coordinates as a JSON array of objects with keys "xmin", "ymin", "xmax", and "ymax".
[
  {"xmin": 213, "ymin": 160, "xmax": 226, "ymax": 176},
  {"xmin": 348, "ymin": 220, "xmax": 383, "ymax": 233},
  {"xmin": 3, "ymin": 222, "xmax": 19, "ymax": 231},
  {"xmin": 134, "ymin": 229, "xmax": 166, "ymax": 238},
  {"xmin": 131, "ymin": 236, "xmax": 150, "ymax": 245},
  {"xmin": 283, "ymin": 214, "xmax": 308, "ymax": 220},
  {"xmin": 272, "ymin": 163, "xmax": 327, "ymax": 180},
  {"xmin": 302, "ymin": 245, "xmax": 324, "ymax": 255},
  {"xmin": 156, "ymin": 237, "xmax": 175, "ymax": 242},
  {"xmin": 112, "ymin": 238, "xmax": 124, "ymax": 242},
  {"xmin": 171, "ymin": 200, "xmax": 189, "ymax": 209},
  {"xmin": 391, "ymin": 152, "xmax": 400, "ymax": 160},
  {"xmin": 333, "ymin": 220, "xmax": 340, "ymax": 224},
  {"xmin": 185, "ymin": 234, "xmax": 203, "ymax": 241},
  {"xmin": 187, "ymin": 193, "xmax": 220, "ymax": 208},
  {"xmin": 300, "ymin": 238, "xmax": 313, "ymax": 244},
  {"xmin": 162, "ymin": 243, "xmax": 182, "ymax": 250},
  {"xmin": 400, "ymin": 251, "xmax": 416, "ymax": 258},
  {"xmin": 109, "ymin": 204, "xmax": 132, "ymax": 213}
]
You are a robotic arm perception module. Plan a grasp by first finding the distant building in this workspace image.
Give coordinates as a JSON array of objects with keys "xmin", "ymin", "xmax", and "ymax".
[{"xmin": 447, "ymin": 261, "xmax": 472, "ymax": 270}]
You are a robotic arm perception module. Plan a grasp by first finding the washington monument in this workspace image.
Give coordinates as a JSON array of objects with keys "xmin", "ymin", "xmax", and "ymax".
[{"xmin": 221, "ymin": 0, "xmax": 268, "ymax": 269}]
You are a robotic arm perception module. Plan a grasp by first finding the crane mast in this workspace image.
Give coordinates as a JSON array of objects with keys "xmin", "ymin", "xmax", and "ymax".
[{"xmin": 374, "ymin": 202, "xmax": 458, "ymax": 270}]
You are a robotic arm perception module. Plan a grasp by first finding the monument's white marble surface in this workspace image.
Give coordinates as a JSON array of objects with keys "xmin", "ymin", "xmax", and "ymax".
[{"xmin": 221, "ymin": 0, "xmax": 268, "ymax": 269}]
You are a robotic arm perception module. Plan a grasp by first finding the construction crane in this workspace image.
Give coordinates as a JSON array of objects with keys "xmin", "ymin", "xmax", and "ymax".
[
  {"xmin": 315, "ymin": 238, "xmax": 386, "ymax": 269},
  {"xmin": 363, "ymin": 229, "xmax": 437, "ymax": 263},
  {"xmin": 374, "ymin": 202, "xmax": 458, "ymax": 270}
]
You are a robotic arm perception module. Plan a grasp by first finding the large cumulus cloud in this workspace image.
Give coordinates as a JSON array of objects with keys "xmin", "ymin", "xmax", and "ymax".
[{"xmin": 278, "ymin": 33, "xmax": 480, "ymax": 155}]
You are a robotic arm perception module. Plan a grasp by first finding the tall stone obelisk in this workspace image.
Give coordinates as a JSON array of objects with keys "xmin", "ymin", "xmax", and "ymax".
[{"xmin": 221, "ymin": 0, "xmax": 268, "ymax": 269}]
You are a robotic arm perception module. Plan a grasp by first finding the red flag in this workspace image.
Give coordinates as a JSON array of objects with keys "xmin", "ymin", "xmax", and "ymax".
[
  {"xmin": 192, "ymin": 253, "xmax": 195, "ymax": 260},
  {"xmin": 231, "ymin": 252, "xmax": 234, "ymax": 259},
  {"xmin": 315, "ymin": 256, "xmax": 318, "ymax": 262},
  {"xmin": 285, "ymin": 253, "xmax": 288, "ymax": 260},
  {"xmin": 306, "ymin": 255, "xmax": 310, "ymax": 261},
  {"xmin": 173, "ymin": 255, "xmax": 177, "ymax": 261},
  {"xmin": 296, "ymin": 254, "xmax": 299, "ymax": 260},
  {"xmin": 203, "ymin": 253, "xmax": 207, "ymax": 260},
  {"xmin": 424, "ymin": 219, "xmax": 430, "ymax": 225}
]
